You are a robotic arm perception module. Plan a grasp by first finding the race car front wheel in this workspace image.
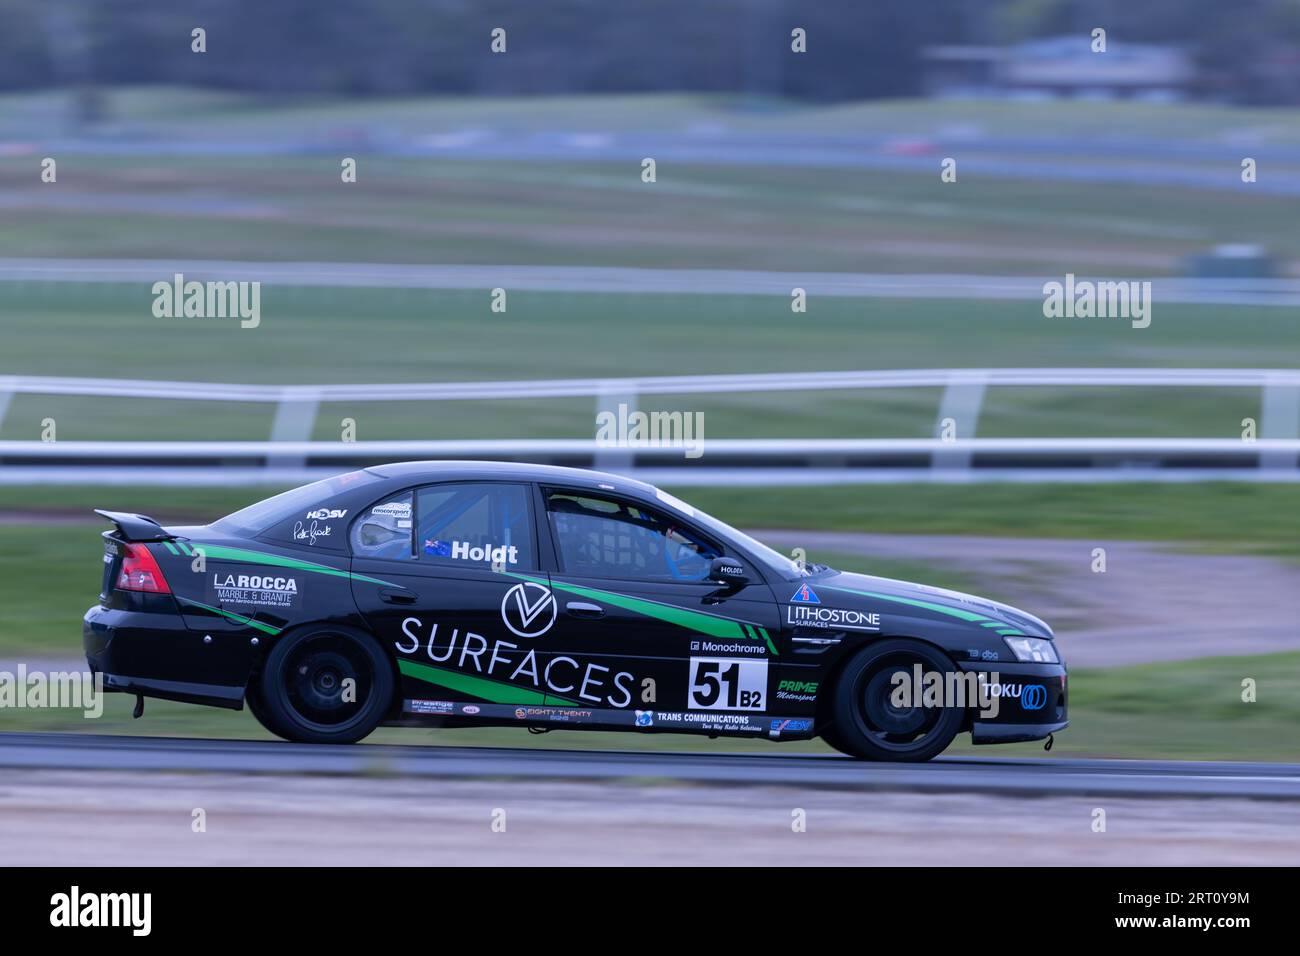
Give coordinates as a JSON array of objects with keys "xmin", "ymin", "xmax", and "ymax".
[
  {"xmin": 824, "ymin": 639, "xmax": 963, "ymax": 762},
  {"xmin": 258, "ymin": 626, "xmax": 394, "ymax": 744}
]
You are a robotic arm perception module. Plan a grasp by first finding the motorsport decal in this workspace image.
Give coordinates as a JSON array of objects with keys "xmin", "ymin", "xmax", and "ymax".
[
  {"xmin": 395, "ymin": 617, "xmax": 634, "ymax": 707},
  {"xmin": 501, "ymin": 582, "xmax": 557, "ymax": 638},
  {"xmin": 210, "ymin": 572, "xmax": 300, "ymax": 608},
  {"xmin": 688, "ymin": 657, "xmax": 767, "ymax": 711},
  {"xmin": 504, "ymin": 572, "xmax": 777, "ymax": 654},
  {"xmin": 775, "ymin": 678, "xmax": 818, "ymax": 703},
  {"xmin": 786, "ymin": 604, "xmax": 881, "ymax": 632},
  {"xmin": 425, "ymin": 539, "xmax": 521, "ymax": 564},
  {"xmin": 790, "ymin": 583, "xmax": 820, "ymax": 604}
]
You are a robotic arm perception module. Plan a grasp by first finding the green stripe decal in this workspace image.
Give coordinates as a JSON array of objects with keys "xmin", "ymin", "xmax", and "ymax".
[
  {"xmin": 195, "ymin": 543, "xmax": 398, "ymax": 587},
  {"xmin": 176, "ymin": 597, "xmax": 283, "ymax": 635},
  {"xmin": 823, "ymin": 586, "xmax": 993, "ymax": 623},
  {"xmin": 162, "ymin": 541, "xmax": 180, "ymax": 556},
  {"xmin": 509, "ymin": 572, "xmax": 774, "ymax": 653},
  {"xmin": 397, "ymin": 658, "xmax": 578, "ymax": 705}
]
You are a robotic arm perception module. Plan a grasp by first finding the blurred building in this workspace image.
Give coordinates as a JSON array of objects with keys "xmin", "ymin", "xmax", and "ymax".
[{"xmin": 923, "ymin": 36, "xmax": 1196, "ymax": 101}]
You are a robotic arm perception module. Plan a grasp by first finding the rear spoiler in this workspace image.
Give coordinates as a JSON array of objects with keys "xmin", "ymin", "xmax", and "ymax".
[{"xmin": 94, "ymin": 510, "xmax": 175, "ymax": 542}]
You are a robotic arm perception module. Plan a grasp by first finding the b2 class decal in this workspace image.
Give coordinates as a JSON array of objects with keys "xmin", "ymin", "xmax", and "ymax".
[
  {"xmin": 210, "ymin": 572, "xmax": 300, "ymax": 609},
  {"xmin": 688, "ymin": 657, "xmax": 767, "ymax": 711}
]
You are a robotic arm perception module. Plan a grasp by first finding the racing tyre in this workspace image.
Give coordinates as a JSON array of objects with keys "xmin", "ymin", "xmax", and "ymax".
[
  {"xmin": 258, "ymin": 626, "xmax": 394, "ymax": 744},
  {"xmin": 825, "ymin": 639, "xmax": 964, "ymax": 762}
]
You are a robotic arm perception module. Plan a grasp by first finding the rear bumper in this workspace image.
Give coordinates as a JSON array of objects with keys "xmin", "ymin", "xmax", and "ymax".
[{"xmin": 83, "ymin": 604, "xmax": 249, "ymax": 710}]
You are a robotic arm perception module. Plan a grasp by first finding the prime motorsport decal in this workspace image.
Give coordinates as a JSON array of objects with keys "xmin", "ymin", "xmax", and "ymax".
[
  {"xmin": 209, "ymin": 572, "xmax": 299, "ymax": 608},
  {"xmin": 501, "ymin": 582, "xmax": 557, "ymax": 638}
]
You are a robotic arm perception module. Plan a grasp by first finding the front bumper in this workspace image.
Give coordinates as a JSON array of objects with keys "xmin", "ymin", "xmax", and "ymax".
[
  {"xmin": 959, "ymin": 660, "xmax": 1068, "ymax": 745},
  {"xmin": 83, "ymin": 604, "xmax": 251, "ymax": 709}
]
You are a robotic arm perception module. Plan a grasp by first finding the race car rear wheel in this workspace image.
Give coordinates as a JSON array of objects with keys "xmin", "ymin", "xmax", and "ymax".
[
  {"xmin": 258, "ymin": 626, "xmax": 394, "ymax": 744},
  {"xmin": 825, "ymin": 639, "xmax": 963, "ymax": 762}
]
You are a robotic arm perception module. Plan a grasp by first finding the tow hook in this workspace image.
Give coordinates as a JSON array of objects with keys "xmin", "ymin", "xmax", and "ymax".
[
  {"xmin": 132, "ymin": 694, "xmax": 145, "ymax": 719},
  {"xmin": 1044, "ymin": 733, "xmax": 1054, "ymax": 752}
]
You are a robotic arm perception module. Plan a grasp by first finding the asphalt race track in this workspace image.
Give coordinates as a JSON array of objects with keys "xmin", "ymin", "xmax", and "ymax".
[{"xmin": 1, "ymin": 733, "xmax": 1297, "ymax": 799}]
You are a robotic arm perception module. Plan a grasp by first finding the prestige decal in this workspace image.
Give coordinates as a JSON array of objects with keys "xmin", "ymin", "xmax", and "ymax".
[
  {"xmin": 786, "ymin": 604, "xmax": 880, "ymax": 631},
  {"xmin": 396, "ymin": 617, "xmax": 634, "ymax": 708},
  {"xmin": 211, "ymin": 572, "xmax": 299, "ymax": 608}
]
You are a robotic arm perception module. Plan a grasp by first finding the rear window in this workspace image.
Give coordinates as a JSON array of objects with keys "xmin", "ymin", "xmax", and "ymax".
[{"xmin": 212, "ymin": 471, "xmax": 381, "ymax": 537}]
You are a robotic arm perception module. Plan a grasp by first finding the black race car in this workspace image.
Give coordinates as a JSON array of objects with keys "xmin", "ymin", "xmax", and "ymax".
[{"xmin": 85, "ymin": 462, "xmax": 1067, "ymax": 761}]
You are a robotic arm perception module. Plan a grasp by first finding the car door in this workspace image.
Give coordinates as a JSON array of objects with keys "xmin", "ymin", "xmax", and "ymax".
[
  {"xmin": 349, "ymin": 480, "xmax": 557, "ymax": 717},
  {"xmin": 538, "ymin": 486, "xmax": 780, "ymax": 734}
]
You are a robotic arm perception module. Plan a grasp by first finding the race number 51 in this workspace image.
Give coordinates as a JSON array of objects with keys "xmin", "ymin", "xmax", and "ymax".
[{"xmin": 688, "ymin": 657, "xmax": 767, "ymax": 710}]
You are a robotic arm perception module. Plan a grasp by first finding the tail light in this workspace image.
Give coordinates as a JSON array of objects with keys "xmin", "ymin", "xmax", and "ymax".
[{"xmin": 116, "ymin": 543, "xmax": 171, "ymax": 593}]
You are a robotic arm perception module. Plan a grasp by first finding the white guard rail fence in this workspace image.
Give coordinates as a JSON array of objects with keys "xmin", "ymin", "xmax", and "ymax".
[{"xmin": 0, "ymin": 368, "xmax": 1297, "ymax": 485}]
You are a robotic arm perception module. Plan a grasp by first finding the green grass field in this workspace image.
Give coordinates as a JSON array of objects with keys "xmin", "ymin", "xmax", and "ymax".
[
  {"xmin": 2, "ymin": 91, "xmax": 1299, "ymax": 273},
  {"xmin": 0, "ymin": 285, "xmax": 1292, "ymax": 443}
]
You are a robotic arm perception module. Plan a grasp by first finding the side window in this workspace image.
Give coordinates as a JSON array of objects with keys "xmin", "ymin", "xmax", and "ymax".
[
  {"xmin": 417, "ymin": 482, "xmax": 535, "ymax": 571},
  {"xmin": 545, "ymin": 490, "xmax": 720, "ymax": 582},
  {"xmin": 350, "ymin": 492, "xmax": 414, "ymax": 560}
]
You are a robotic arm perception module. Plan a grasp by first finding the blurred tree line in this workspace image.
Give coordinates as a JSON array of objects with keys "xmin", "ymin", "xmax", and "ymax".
[{"xmin": 1, "ymin": 0, "xmax": 1298, "ymax": 103}]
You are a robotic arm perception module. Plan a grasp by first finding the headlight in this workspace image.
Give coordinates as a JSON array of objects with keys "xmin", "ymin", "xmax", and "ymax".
[{"xmin": 1003, "ymin": 635, "xmax": 1058, "ymax": 664}]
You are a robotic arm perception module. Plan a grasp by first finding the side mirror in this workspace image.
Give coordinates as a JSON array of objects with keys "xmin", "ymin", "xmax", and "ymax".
[{"xmin": 709, "ymin": 557, "xmax": 749, "ymax": 587}]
